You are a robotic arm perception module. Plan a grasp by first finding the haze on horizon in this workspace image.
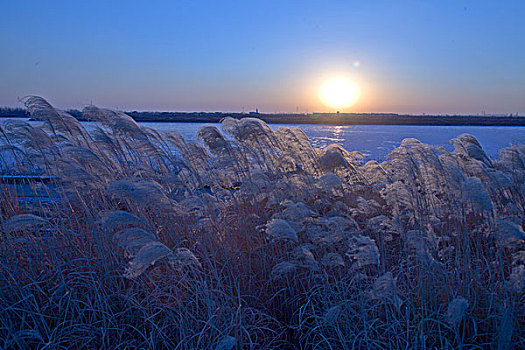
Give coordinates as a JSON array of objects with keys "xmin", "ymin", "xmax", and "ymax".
[{"xmin": 1, "ymin": 0, "xmax": 524, "ymax": 115}]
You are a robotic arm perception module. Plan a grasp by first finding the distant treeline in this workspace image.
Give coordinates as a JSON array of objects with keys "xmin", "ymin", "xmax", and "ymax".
[
  {"xmin": 1, "ymin": 107, "xmax": 525, "ymax": 126},
  {"xmin": 124, "ymin": 111, "xmax": 525, "ymax": 126},
  {"xmin": 0, "ymin": 107, "xmax": 81, "ymax": 119},
  {"xmin": 0, "ymin": 107, "xmax": 28, "ymax": 118}
]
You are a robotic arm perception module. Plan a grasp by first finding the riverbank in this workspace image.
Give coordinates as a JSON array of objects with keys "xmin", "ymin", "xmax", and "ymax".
[
  {"xmin": 2, "ymin": 109, "xmax": 525, "ymax": 126},
  {"xmin": 112, "ymin": 112, "xmax": 525, "ymax": 126}
]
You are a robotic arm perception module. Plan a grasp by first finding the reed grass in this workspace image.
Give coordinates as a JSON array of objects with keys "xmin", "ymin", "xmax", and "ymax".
[{"xmin": 0, "ymin": 96, "xmax": 523, "ymax": 349}]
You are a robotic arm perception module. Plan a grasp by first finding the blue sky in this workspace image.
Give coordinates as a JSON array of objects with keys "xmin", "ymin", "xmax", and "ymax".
[{"xmin": 1, "ymin": 0, "xmax": 524, "ymax": 114}]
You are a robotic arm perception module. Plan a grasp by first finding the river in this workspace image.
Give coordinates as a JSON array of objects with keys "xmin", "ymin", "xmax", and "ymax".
[
  {"xmin": 1, "ymin": 118, "xmax": 524, "ymax": 161},
  {"xmin": 143, "ymin": 122, "xmax": 525, "ymax": 161}
]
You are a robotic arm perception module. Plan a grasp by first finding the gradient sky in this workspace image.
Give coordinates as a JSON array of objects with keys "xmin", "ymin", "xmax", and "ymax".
[{"xmin": 1, "ymin": 0, "xmax": 524, "ymax": 114}]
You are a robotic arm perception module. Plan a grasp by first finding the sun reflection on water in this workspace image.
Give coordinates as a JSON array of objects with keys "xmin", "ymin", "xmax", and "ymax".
[{"xmin": 332, "ymin": 125, "xmax": 344, "ymax": 141}]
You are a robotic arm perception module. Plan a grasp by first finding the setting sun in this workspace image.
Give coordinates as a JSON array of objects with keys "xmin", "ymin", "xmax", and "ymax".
[{"xmin": 319, "ymin": 77, "xmax": 360, "ymax": 109}]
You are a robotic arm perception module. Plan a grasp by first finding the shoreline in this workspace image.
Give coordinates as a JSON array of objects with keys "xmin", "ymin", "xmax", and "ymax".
[
  {"xmin": 2, "ymin": 112, "xmax": 525, "ymax": 126},
  {"xmin": 117, "ymin": 112, "xmax": 525, "ymax": 126}
]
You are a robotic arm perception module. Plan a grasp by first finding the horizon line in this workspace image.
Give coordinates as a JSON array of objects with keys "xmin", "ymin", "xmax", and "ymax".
[{"xmin": 0, "ymin": 105, "xmax": 522, "ymax": 118}]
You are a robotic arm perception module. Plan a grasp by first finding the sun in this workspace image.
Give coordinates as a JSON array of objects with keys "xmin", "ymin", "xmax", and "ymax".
[{"xmin": 319, "ymin": 77, "xmax": 360, "ymax": 109}]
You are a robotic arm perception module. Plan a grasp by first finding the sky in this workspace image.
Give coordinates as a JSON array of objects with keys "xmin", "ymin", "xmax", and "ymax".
[{"xmin": 1, "ymin": 0, "xmax": 524, "ymax": 114}]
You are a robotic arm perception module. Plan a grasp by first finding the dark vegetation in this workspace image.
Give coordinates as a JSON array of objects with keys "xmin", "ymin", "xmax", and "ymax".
[
  {"xmin": 0, "ymin": 96, "xmax": 523, "ymax": 349},
  {"xmin": 2, "ymin": 105, "xmax": 525, "ymax": 126},
  {"xmin": 0, "ymin": 107, "xmax": 27, "ymax": 118},
  {"xmin": 126, "ymin": 111, "xmax": 525, "ymax": 126}
]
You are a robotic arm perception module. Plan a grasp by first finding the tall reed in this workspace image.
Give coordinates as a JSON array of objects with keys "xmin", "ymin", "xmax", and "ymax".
[{"xmin": 0, "ymin": 96, "xmax": 523, "ymax": 349}]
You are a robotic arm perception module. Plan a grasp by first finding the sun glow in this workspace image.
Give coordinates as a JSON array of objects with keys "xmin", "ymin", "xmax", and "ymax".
[{"xmin": 319, "ymin": 77, "xmax": 360, "ymax": 109}]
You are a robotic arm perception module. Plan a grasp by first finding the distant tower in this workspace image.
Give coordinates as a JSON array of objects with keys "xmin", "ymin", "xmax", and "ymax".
[{"xmin": 256, "ymin": 108, "xmax": 259, "ymax": 114}]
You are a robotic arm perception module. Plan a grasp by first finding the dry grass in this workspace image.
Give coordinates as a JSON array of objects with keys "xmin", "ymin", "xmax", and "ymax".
[{"xmin": 0, "ymin": 96, "xmax": 523, "ymax": 349}]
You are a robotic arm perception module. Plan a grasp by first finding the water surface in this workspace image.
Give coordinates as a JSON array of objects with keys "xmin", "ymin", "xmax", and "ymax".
[
  {"xmin": 146, "ymin": 122, "xmax": 525, "ymax": 161},
  {"xmin": 2, "ymin": 118, "xmax": 524, "ymax": 161}
]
